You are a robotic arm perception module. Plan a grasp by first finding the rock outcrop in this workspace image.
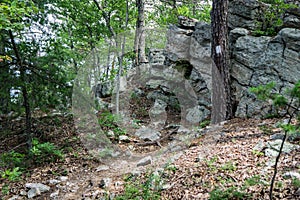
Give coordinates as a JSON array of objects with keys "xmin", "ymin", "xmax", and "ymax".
[
  {"xmin": 163, "ymin": 0, "xmax": 300, "ymax": 119},
  {"xmin": 94, "ymin": 0, "xmax": 300, "ymax": 122},
  {"xmin": 231, "ymin": 28, "xmax": 300, "ymax": 117}
]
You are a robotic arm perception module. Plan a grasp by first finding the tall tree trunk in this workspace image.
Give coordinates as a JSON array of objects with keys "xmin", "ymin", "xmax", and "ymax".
[
  {"xmin": 116, "ymin": 0, "xmax": 129, "ymax": 115},
  {"xmin": 211, "ymin": 0, "xmax": 233, "ymax": 124},
  {"xmin": 8, "ymin": 30, "xmax": 32, "ymax": 148},
  {"xmin": 134, "ymin": 0, "xmax": 147, "ymax": 65}
]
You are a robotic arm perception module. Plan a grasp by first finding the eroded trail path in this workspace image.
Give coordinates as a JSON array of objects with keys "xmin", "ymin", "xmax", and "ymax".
[{"xmin": 1, "ymin": 118, "xmax": 299, "ymax": 199}]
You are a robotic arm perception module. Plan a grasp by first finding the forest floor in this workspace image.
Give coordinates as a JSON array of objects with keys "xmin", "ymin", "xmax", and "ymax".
[{"xmin": 0, "ymin": 113, "xmax": 299, "ymax": 199}]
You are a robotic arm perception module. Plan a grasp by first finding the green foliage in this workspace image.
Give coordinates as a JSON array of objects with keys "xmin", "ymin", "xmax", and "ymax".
[
  {"xmin": 292, "ymin": 178, "xmax": 300, "ymax": 188},
  {"xmin": 209, "ymin": 187, "xmax": 251, "ymax": 200},
  {"xmin": 249, "ymin": 82, "xmax": 276, "ymax": 101},
  {"xmin": 251, "ymin": 81, "xmax": 300, "ymax": 198},
  {"xmin": 252, "ymin": 149, "xmax": 264, "ymax": 157},
  {"xmin": 205, "ymin": 156, "xmax": 218, "ymax": 172},
  {"xmin": 97, "ymin": 111, "xmax": 126, "ymax": 139},
  {"xmin": 291, "ymin": 80, "xmax": 300, "ymax": 99},
  {"xmin": 244, "ymin": 175, "xmax": 263, "ymax": 187},
  {"xmin": 1, "ymin": 184, "xmax": 10, "ymax": 196},
  {"xmin": 200, "ymin": 120, "xmax": 210, "ymax": 128},
  {"xmin": 221, "ymin": 162, "xmax": 237, "ymax": 172},
  {"xmin": 165, "ymin": 164, "xmax": 177, "ymax": 172},
  {"xmin": 148, "ymin": 0, "xmax": 211, "ymax": 26},
  {"xmin": 98, "ymin": 111, "xmax": 119, "ymax": 128},
  {"xmin": 0, "ymin": 145, "xmax": 66, "ymax": 182},
  {"xmin": 250, "ymin": 81, "xmax": 300, "ymax": 118},
  {"xmin": 29, "ymin": 138, "xmax": 64, "ymax": 163},
  {"xmin": 0, "ymin": 0, "xmax": 38, "ymax": 31},
  {"xmin": 1, "ymin": 167, "xmax": 22, "ymax": 181},
  {"xmin": 116, "ymin": 172, "xmax": 161, "ymax": 200},
  {"xmin": 0, "ymin": 151, "xmax": 25, "ymax": 168},
  {"xmin": 255, "ymin": 0, "xmax": 297, "ymax": 36}
]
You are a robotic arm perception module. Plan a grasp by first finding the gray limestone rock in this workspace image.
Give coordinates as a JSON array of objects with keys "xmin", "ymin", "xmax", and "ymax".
[
  {"xmin": 253, "ymin": 140, "xmax": 266, "ymax": 152},
  {"xmin": 93, "ymin": 81, "xmax": 112, "ymax": 98},
  {"xmin": 264, "ymin": 139, "xmax": 300, "ymax": 157},
  {"xmin": 178, "ymin": 16, "xmax": 198, "ymax": 29},
  {"xmin": 270, "ymin": 133, "xmax": 285, "ymax": 140},
  {"xmin": 229, "ymin": 28, "xmax": 250, "ymax": 45},
  {"xmin": 96, "ymin": 165, "xmax": 110, "ymax": 172},
  {"xmin": 295, "ymin": 188, "xmax": 300, "ymax": 196},
  {"xmin": 228, "ymin": 0, "xmax": 265, "ymax": 30},
  {"xmin": 134, "ymin": 127, "xmax": 161, "ymax": 141},
  {"xmin": 119, "ymin": 135, "xmax": 130, "ymax": 142},
  {"xmin": 283, "ymin": 171, "xmax": 300, "ymax": 179},
  {"xmin": 25, "ymin": 183, "xmax": 50, "ymax": 193},
  {"xmin": 149, "ymin": 99, "xmax": 168, "ymax": 128},
  {"xmin": 279, "ymin": 28, "xmax": 300, "ymax": 51},
  {"xmin": 27, "ymin": 188, "xmax": 41, "ymax": 199},
  {"xmin": 232, "ymin": 27, "xmax": 300, "ymax": 118},
  {"xmin": 186, "ymin": 106, "xmax": 208, "ymax": 124},
  {"xmin": 137, "ymin": 156, "xmax": 152, "ymax": 167}
]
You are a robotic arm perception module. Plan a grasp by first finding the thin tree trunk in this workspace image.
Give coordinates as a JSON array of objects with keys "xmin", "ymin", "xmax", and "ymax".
[
  {"xmin": 211, "ymin": 0, "xmax": 233, "ymax": 124},
  {"xmin": 105, "ymin": 39, "xmax": 112, "ymax": 80},
  {"xmin": 8, "ymin": 30, "xmax": 32, "ymax": 148},
  {"xmin": 0, "ymin": 33, "xmax": 10, "ymax": 114},
  {"xmin": 116, "ymin": 0, "xmax": 129, "ymax": 115}
]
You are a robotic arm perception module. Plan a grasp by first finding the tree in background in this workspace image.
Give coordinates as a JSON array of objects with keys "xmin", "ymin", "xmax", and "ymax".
[
  {"xmin": 148, "ymin": 0, "xmax": 211, "ymax": 26},
  {"xmin": 0, "ymin": 0, "xmax": 74, "ymax": 147}
]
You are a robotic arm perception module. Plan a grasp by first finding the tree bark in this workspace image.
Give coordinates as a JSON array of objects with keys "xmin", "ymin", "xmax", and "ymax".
[
  {"xmin": 134, "ymin": 0, "xmax": 147, "ymax": 65},
  {"xmin": 211, "ymin": 0, "xmax": 233, "ymax": 124}
]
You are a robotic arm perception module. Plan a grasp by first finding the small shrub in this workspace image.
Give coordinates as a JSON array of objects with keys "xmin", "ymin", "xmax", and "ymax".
[
  {"xmin": 0, "ymin": 151, "xmax": 25, "ymax": 168},
  {"xmin": 255, "ymin": 0, "xmax": 297, "ymax": 36},
  {"xmin": 98, "ymin": 111, "xmax": 119, "ymax": 128},
  {"xmin": 249, "ymin": 82, "xmax": 276, "ymax": 101},
  {"xmin": 30, "ymin": 138, "xmax": 64, "ymax": 164},
  {"xmin": 251, "ymin": 80, "xmax": 300, "ymax": 198},
  {"xmin": 205, "ymin": 156, "xmax": 218, "ymax": 172},
  {"xmin": 1, "ymin": 167, "xmax": 23, "ymax": 181},
  {"xmin": 116, "ymin": 172, "xmax": 161, "ymax": 200},
  {"xmin": 250, "ymin": 80, "xmax": 300, "ymax": 118},
  {"xmin": 244, "ymin": 175, "xmax": 263, "ymax": 187},
  {"xmin": 97, "ymin": 111, "xmax": 126, "ymax": 139}
]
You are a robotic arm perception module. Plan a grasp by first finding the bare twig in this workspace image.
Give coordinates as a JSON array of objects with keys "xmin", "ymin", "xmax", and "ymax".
[
  {"xmin": 269, "ymin": 108, "xmax": 297, "ymax": 199},
  {"xmin": 8, "ymin": 142, "xmax": 27, "ymax": 152}
]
